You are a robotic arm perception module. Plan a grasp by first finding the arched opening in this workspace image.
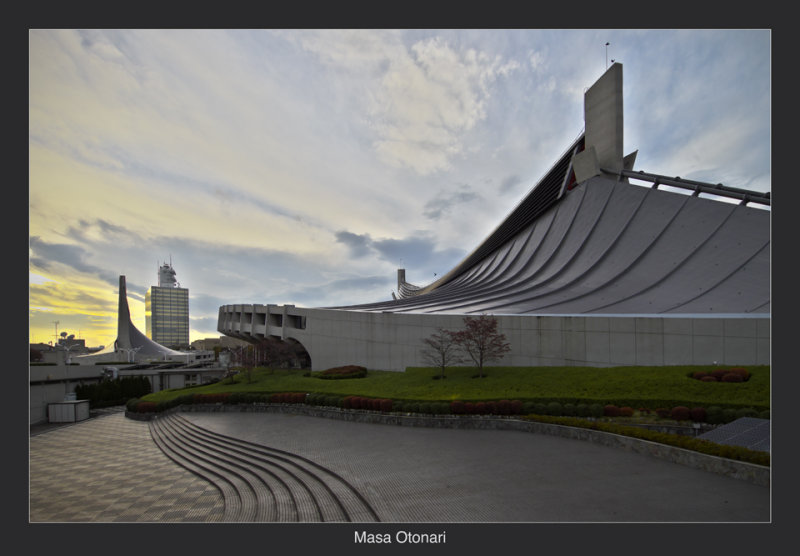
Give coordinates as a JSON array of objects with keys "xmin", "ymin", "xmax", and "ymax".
[
  {"xmin": 284, "ymin": 337, "xmax": 312, "ymax": 370},
  {"xmin": 248, "ymin": 336, "xmax": 311, "ymax": 370}
]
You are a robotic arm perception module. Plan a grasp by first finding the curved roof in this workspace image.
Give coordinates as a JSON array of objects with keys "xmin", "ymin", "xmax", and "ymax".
[
  {"xmin": 336, "ymin": 172, "xmax": 770, "ymax": 316},
  {"xmin": 331, "ymin": 63, "xmax": 769, "ymax": 317},
  {"xmin": 77, "ymin": 275, "xmax": 184, "ymax": 361}
]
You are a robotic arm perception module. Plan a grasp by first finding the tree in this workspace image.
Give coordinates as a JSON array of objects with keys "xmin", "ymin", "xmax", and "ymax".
[
  {"xmin": 452, "ymin": 314, "xmax": 510, "ymax": 378},
  {"xmin": 420, "ymin": 328, "xmax": 463, "ymax": 379},
  {"xmin": 255, "ymin": 338, "xmax": 293, "ymax": 369}
]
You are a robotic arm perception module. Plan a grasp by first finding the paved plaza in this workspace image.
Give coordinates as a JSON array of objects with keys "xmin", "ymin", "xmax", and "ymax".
[{"xmin": 29, "ymin": 409, "xmax": 770, "ymax": 523}]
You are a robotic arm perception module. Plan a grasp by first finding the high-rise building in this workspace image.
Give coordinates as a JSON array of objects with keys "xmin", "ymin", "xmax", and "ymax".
[{"xmin": 146, "ymin": 261, "xmax": 189, "ymax": 349}]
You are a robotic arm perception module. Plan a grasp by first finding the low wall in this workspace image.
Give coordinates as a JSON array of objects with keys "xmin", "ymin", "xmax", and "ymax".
[{"xmin": 128, "ymin": 403, "xmax": 769, "ymax": 487}]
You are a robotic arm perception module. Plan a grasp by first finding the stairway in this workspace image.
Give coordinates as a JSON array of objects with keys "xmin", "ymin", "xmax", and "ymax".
[{"xmin": 149, "ymin": 413, "xmax": 380, "ymax": 522}]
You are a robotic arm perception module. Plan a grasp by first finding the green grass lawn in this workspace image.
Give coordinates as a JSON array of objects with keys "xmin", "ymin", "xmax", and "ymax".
[{"xmin": 143, "ymin": 364, "xmax": 769, "ymax": 410}]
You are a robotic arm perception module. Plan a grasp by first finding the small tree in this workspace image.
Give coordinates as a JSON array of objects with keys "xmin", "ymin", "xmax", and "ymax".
[
  {"xmin": 452, "ymin": 314, "xmax": 510, "ymax": 378},
  {"xmin": 420, "ymin": 328, "xmax": 463, "ymax": 379},
  {"xmin": 239, "ymin": 344, "xmax": 257, "ymax": 383}
]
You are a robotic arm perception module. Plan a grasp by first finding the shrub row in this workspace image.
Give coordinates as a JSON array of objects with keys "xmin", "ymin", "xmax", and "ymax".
[
  {"xmin": 129, "ymin": 392, "xmax": 768, "ymax": 424},
  {"xmin": 341, "ymin": 396, "xmax": 393, "ymax": 412},
  {"xmin": 523, "ymin": 414, "xmax": 770, "ymax": 467},
  {"xmin": 76, "ymin": 376, "xmax": 152, "ymax": 408},
  {"xmin": 270, "ymin": 392, "xmax": 308, "ymax": 404},
  {"xmin": 690, "ymin": 367, "xmax": 750, "ymax": 383},
  {"xmin": 450, "ymin": 400, "xmax": 525, "ymax": 415},
  {"xmin": 394, "ymin": 401, "xmax": 452, "ymax": 414}
]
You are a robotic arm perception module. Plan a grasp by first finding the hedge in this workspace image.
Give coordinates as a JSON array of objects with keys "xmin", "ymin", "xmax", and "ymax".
[
  {"xmin": 127, "ymin": 391, "xmax": 768, "ymax": 427},
  {"xmin": 522, "ymin": 414, "xmax": 770, "ymax": 467}
]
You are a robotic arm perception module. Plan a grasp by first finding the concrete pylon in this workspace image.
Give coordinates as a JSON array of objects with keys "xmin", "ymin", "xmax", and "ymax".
[
  {"xmin": 115, "ymin": 275, "xmax": 182, "ymax": 359},
  {"xmin": 584, "ymin": 62, "xmax": 624, "ymax": 173}
]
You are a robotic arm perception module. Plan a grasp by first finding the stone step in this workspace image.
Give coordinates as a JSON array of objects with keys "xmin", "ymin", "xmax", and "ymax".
[{"xmin": 150, "ymin": 413, "xmax": 379, "ymax": 522}]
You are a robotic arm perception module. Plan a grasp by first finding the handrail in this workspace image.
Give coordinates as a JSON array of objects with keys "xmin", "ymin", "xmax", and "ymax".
[{"xmin": 602, "ymin": 168, "xmax": 771, "ymax": 207}]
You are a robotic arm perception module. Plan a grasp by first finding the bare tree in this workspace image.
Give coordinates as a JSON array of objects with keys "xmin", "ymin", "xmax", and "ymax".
[
  {"xmin": 452, "ymin": 314, "xmax": 510, "ymax": 378},
  {"xmin": 239, "ymin": 344, "xmax": 257, "ymax": 383},
  {"xmin": 255, "ymin": 338, "xmax": 294, "ymax": 371},
  {"xmin": 420, "ymin": 328, "xmax": 463, "ymax": 379}
]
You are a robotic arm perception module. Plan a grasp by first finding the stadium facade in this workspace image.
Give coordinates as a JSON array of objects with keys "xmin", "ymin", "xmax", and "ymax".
[{"xmin": 217, "ymin": 63, "xmax": 770, "ymax": 371}]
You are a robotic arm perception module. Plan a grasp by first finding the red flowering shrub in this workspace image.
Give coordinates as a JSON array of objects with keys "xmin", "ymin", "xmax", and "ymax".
[
  {"xmin": 497, "ymin": 400, "xmax": 512, "ymax": 415},
  {"xmin": 710, "ymin": 369, "xmax": 729, "ymax": 380},
  {"xmin": 692, "ymin": 371, "xmax": 709, "ymax": 380},
  {"xmin": 690, "ymin": 407, "xmax": 707, "ymax": 422},
  {"xmin": 194, "ymin": 393, "xmax": 230, "ymax": 404},
  {"xmin": 670, "ymin": 406, "xmax": 691, "ymax": 421},
  {"xmin": 379, "ymin": 399, "xmax": 393, "ymax": 412},
  {"xmin": 317, "ymin": 365, "xmax": 367, "ymax": 379},
  {"xmin": 136, "ymin": 401, "xmax": 157, "ymax": 413},
  {"xmin": 618, "ymin": 406, "xmax": 634, "ymax": 417},
  {"xmin": 700, "ymin": 375, "xmax": 718, "ymax": 382},
  {"xmin": 655, "ymin": 407, "xmax": 670, "ymax": 418},
  {"xmin": 484, "ymin": 401, "xmax": 497, "ymax": 415},
  {"xmin": 604, "ymin": 404, "xmax": 621, "ymax": 417},
  {"xmin": 451, "ymin": 401, "xmax": 466, "ymax": 414},
  {"xmin": 474, "ymin": 402, "xmax": 487, "ymax": 414},
  {"xmin": 510, "ymin": 400, "xmax": 523, "ymax": 415},
  {"xmin": 728, "ymin": 367, "xmax": 749, "ymax": 378},
  {"xmin": 722, "ymin": 372, "xmax": 744, "ymax": 383}
]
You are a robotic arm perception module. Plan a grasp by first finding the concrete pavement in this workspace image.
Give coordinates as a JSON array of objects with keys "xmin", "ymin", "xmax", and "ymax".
[{"xmin": 29, "ymin": 409, "xmax": 769, "ymax": 523}]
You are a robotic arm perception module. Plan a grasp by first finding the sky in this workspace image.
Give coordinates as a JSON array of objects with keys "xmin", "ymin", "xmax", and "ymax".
[{"xmin": 29, "ymin": 29, "xmax": 771, "ymax": 349}]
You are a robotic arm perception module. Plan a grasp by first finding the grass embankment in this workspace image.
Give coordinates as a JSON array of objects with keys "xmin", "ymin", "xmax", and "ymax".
[
  {"xmin": 143, "ymin": 364, "xmax": 769, "ymax": 410},
  {"xmin": 137, "ymin": 365, "xmax": 770, "ymax": 467}
]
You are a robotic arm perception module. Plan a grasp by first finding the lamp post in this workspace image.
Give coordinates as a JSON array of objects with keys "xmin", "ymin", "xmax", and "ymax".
[{"xmin": 63, "ymin": 343, "xmax": 83, "ymax": 365}]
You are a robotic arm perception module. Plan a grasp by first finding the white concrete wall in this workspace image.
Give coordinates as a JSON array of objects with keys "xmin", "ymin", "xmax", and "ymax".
[{"xmin": 219, "ymin": 304, "xmax": 770, "ymax": 372}]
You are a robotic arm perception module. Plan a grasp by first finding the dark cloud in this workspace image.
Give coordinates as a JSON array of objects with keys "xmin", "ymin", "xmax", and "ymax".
[
  {"xmin": 499, "ymin": 174, "xmax": 523, "ymax": 194},
  {"xmin": 335, "ymin": 231, "xmax": 373, "ymax": 258},
  {"xmin": 29, "ymin": 236, "xmax": 128, "ymax": 291},
  {"xmin": 423, "ymin": 187, "xmax": 479, "ymax": 220}
]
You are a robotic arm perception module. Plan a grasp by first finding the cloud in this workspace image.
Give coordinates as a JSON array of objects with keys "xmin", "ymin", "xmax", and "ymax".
[
  {"xmin": 284, "ymin": 275, "xmax": 393, "ymax": 307},
  {"xmin": 423, "ymin": 186, "xmax": 480, "ymax": 220},
  {"xmin": 29, "ymin": 236, "xmax": 130, "ymax": 291},
  {"xmin": 335, "ymin": 231, "xmax": 373, "ymax": 258},
  {"xmin": 296, "ymin": 31, "xmax": 519, "ymax": 175},
  {"xmin": 498, "ymin": 175, "xmax": 523, "ymax": 195}
]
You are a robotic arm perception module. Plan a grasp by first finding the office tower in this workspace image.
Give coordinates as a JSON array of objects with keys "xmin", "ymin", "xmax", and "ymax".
[{"xmin": 146, "ymin": 261, "xmax": 189, "ymax": 349}]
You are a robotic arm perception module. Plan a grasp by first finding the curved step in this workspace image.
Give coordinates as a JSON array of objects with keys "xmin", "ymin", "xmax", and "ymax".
[
  {"xmin": 150, "ymin": 419, "xmax": 269, "ymax": 522},
  {"xmin": 168, "ymin": 413, "xmax": 379, "ymax": 522},
  {"xmin": 150, "ymin": 413, "xmax": 379, "ymax": 522},
  {"xmin": 152, "ymin": 415, "xmax": 285, "ymax": 521},
  {"xmin": 148, "ymin": 417, "xmax": 255, "ymax": 521}
]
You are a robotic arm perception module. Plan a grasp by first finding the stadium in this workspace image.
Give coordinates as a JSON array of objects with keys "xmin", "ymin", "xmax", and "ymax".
[{"xmin": 217, "ymin": 63, "xmax": 770, "ymax": 372}]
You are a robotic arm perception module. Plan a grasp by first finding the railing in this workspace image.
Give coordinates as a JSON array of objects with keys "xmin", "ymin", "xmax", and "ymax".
[{"xmin": 602, "ymin": 168, "xmax": 771, "ymax": 207}]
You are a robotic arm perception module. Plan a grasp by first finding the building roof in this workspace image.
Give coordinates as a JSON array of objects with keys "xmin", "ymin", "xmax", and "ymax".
[{"xmin": 331, "ymin": 63, "xmax": 769, "ymax": 317}]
